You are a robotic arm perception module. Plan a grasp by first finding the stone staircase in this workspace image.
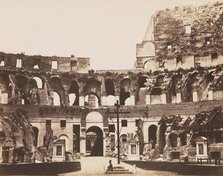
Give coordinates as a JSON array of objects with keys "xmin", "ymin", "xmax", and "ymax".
[
  {"xmin": 106, "ymin": 166, "xmax": 132, "ymax": 174},
  {"xmin": 136, "ymin": 88, "xmax": 146, "ymax": 105}
]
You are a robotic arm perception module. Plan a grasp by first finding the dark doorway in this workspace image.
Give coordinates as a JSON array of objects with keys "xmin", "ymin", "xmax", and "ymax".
[
  {"xmin": 86, "ymin": 126, "xmax": 103, "ymax": 156},
  {"xmin": 73, "ymin": 125, "xmax": 80, "ymax": 153},
  {"xmin": 33, "ymin": 127, "xmax": 39, "ymax": 147},
  {"xmin": 148, "ymin": 125, "xmax": 157, "ymax": 143}
]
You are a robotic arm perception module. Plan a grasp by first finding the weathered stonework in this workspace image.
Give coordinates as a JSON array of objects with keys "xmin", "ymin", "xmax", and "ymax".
[{"xmin": 0, "ymin": 1, "xmax": 223, "ymax": 163}]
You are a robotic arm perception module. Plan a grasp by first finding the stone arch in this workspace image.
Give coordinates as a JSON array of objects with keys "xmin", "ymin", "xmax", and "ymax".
[
  {"xmin": 86, "ymin": 126, "xmax": 104, "ymax": 156},
  {"xmin": 59, "ymin": 134, "xmax": 69, "ymax": 151},
  {"xmin": 84, "ymin": 78, "xmax": 101, "ymax": 95},
  {"xmin": 69, "ymin": 80, "xmax": 79, "ymax": 106},
  {"xmin": 167, "ymin": 74, "xmax": 182, "ymax": 103},
  {"xmin": 33, "ymin": 76, "xmax": 44, "ymax": 89},
  {"xmin": 86, "ymin": 111, "xmax": 103, "ymax": 127},
  {"xmin": 33, "ymin": 126, "xmax": 39, "ymax": 147},
  {"xmin": 148, "ymin": 125, "xmax": 157, "ymax": 143},
  {"xmin": 120, "ymin": 78, "xmax": 131, "ymax": 105},
  {"xmin": 182, "ymin": 72, "xmax": 198, "ymax": 102},
  {"xmin": 50, "ymin": 77, "xmax": 65, "ymax": 105},
  {"xmin": 84, "ymin": 92, "xmax": 100, "ymax": 108}
]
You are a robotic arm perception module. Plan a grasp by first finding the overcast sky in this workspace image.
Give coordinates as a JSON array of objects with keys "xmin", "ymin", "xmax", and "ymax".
[{"xmin": 0, "ymin": 0, "xmax": 218, "ymax": 70}]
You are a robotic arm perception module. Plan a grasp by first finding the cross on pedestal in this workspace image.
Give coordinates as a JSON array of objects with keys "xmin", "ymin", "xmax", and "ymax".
[{"xmin": 107, "ymin": 100, "xmax": 130, "ymax": 164}]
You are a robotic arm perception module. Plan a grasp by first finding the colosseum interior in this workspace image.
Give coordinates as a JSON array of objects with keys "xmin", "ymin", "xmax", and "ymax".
[{"xmin": 0, "ymin": 1, "xmax": 223, "ymax": 164}]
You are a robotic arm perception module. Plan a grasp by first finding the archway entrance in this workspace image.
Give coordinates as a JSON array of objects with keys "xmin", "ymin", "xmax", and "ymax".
[{"xmin": 86, "ymin": 126, "xmax": 103, "ymax": 156}]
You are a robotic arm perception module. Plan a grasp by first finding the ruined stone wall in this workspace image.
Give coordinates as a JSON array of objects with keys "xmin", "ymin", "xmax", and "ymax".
[
  {"xmin": 136, "ymin": 1, "xmax": 223, "ymax": 72},
  {"xmin": 0, "ymin": 52, "xmax": 90, "ymax": 73}
]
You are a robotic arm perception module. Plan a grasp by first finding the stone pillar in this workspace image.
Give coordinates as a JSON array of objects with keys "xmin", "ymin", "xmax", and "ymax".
[
  {"xmin": 0, "ymin": 145, "xmax": 2, "ymax": 163},
  {"xmin": 101, "ymin": 92, "xmax": 107, "ymax": 106},
  {"xmin": 130, "ymin": 95, "xmax": 135, "ymax": 105},
  {"xmin": 208, "ymin": 90, "xmax": 214, "ymax": 100},
  {"xmin": 161, "ymin": 92, "xmax": 167, "ymax": 104},
  {"xmin": 176, "ymin": 92, "xmax": 181, "ymax": 103},
  {"xmin": 101, "ymin": 96, "xmax": 107, "ymax": 106},
  {"xmin": 80, "ymin": 128, "xmax": 86, "ymax": 155},
  {"xmin": 79, "ymin": 96, "xmax": 85, "ymax": 106},
  {"xmin": 103, "ymin": 128, "xmax": 109, "ymax": 156},
  {"xmin": 146, "ymin": 94, "xmax": 151, "ymax": 105},
  {"xmin": 193, "ymin": 91, "xmax": 198, "ymax": 102},
  {"xmin": 9, "ymin": 148, "xmax": 14, "ymax": 164}
]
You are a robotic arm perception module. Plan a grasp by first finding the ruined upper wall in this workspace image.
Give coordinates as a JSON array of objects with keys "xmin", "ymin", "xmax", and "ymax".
[
  {"xmin": 136, "ymin": 1, "xmax": 223, "ymax": 72},
  {"xmin": 0, "ymin": 52, "xmax": 90, "ymax": 73}
]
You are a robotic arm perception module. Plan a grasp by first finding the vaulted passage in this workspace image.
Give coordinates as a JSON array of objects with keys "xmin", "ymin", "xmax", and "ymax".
[{"xmin": 86, "ymin": 126, "xmax": 103, "ymax": 156}]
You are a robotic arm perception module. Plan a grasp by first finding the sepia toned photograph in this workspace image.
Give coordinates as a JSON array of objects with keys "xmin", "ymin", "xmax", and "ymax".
[{"xmin": 0, "ymin": 0, "xmax": 223, "ymax": 175}]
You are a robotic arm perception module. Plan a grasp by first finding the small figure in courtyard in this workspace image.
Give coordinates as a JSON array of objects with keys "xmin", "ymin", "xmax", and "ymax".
[{"xmin": 107, "ymin": 159, "xmax": 113, "ymax": 171}]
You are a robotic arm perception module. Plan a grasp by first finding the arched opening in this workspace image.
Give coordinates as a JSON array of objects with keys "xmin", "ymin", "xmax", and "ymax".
[
  {"xmin": 86, "ymin": 126, "xmax": 103, "ymax": 156},
  {"xmin": 68, "ymin": 80, "xmax": 79, "ymax": 106},
  {"xmin": 33, "ymin": 127, "xmax": 39, "ymax": 147},
  {"xmin": 120, "ymin": 78, "xmax": 131, "ymax": 105},
  {"xmin": 105, "ymin": 79, "xmax": 115, "ymax": 96},
  {"xmin": 182, "ymin": 72, "xmax": 198, "ymax": 102},
  {"xmin": 169, "ymin": 133, "xmax": 177, "ymax": 148},
  {"xmin": 159, "ymin": 123, "xmax": 166, "ymax": 154},
  {"xmin": 84, "ymin": 78, "xmax": 101, "ymax": 95},
  {"xmin": 148, "ymin": 125, "xmax": 157, "ymax": 144},
  {"xmin": 51, "ymin": 91, "xmax": 61, "ymax": 106},
  {"xmin": 50, "ymin": 77, "xmax": 64, "ymax": 105},
  {"xmin": 84, "ymin": 93, "xmax": 100, "ymax": 108},
  {"xmin": 33, "ymin": 77, "xmax": 44, "ymax": 89},
  {"xmin": 167, "ymin": 74, "xmax": 182, "ymax": 103},
  {"xmin": 59, "ymin": 134, "xmax": 69, "ymax": 152}
]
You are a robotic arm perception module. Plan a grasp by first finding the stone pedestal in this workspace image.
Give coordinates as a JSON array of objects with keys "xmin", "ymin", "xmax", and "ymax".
[
  {"xmin": 193, "ymin": 91, "xmax": 198, "ymax": 102},
  {"xmin": 161, "ymin": 93, "xmax": 167, "ymax": 104},
  {"xmin": 146, "ymin": 94, "xmax": 151, "ymax": 105},
  {"xmin": 79, "ymin": 96, "xmax": 85, "ymax": 106},
  {"xmin": 127, "ymin": 143, "xmax": 140, "ymax": 160},
  {"xmin": 101, "ymin": 96, "xmax": 107, "ymax": 106},
  {"xmin": 195, "ymin": 137, "xmax": 208, "ymax": 161},
  {"xmin": 176, "ymin": 93, "xmax": 181, "ymax": 103},
  {"xmin": 208, "ymin": 90, "xmax": 214, "ymax": 100}
]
